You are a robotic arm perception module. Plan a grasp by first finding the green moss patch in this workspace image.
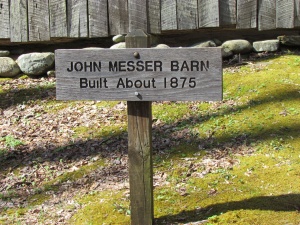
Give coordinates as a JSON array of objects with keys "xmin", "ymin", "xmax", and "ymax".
[{"xmin": 70, "ymin": 191, "xmax": 130, "ymax": 225}]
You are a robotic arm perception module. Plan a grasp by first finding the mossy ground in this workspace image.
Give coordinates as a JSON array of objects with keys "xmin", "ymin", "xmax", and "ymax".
[
  {"xmin": 1, "ymin": 54, "xmax": 300, "ymax": 224},
  {"xmin": 69, "ymin": 54, "xmax": 300, "ymax": 225}
]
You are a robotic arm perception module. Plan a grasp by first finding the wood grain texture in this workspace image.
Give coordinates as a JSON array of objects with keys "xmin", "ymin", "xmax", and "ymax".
[
  {"xmin": 148, "ymin": 0, "xmax": 161, "ymax": 33},
  {"xmin": 0, "ymin": 0, "xmax": 10, "ymax": 38},
  {"xmin": 49, "ymin": 0, "xmax": 68, "ymax": 37},
  {"xmin": 125, "ymin": 29, "xmax": 149, "ymax": 48},
  {"xmin": 126, "ymin": 29, "xmax": 153, "ymax": 225},
  {"xmin": 108, "ymin": 0, "xmax": 129, "ymax": 35},
  {"xmin": 258, "ymin": 0, "xmax": 276, "ymax": 30},
  {"xmin": 28, "ymin": 0, "xmax": 51, "ymax": 41},
  {"xmin": 237, "ymin": 0, "xmax": 257, "ymax": 29},
  {"xmin": 295, "ymin": 0, "xmax": 300, "ymax": 27},
  {"xmin": 220, "ymin": 0, "xmax": 237, "ymax": 26},
  {"xmin": 276, "ymin": 0, "xmax": 294, "ymax": 28},
  {"xmin": 177, "ymin": 0, "xmax": 198, "ymax": 30},
  {"xmin": 127, "ymin": 101, "xmax": 153, "ymax": 225},
  {"xmin": 55, "ymin": 48, "xmax": 223, "ymax": 101},
  {"xmin": 198, "ymin": 0, "xmax": 219, "ymax": 27},
  {"xmin": 161, "ymin": 0, "xmax": 177, "ymax": 30},
  {"xmin": 88, "ymin": 0, "xmax": 108, "ymax": 37},
  {"xmin": 128, "ymin": 0, "xmax": 148, "ymax": 32},
  {"xmin": 67, "ymin": 0, "xmax": 88, "ymax": 37},
  {"xmin": 3, "ymin": 0, "xmax": 300, "ymax": 41},
  {"xmin": 10, "ymin": 0, "xmax": 28, "ymax": 42}
]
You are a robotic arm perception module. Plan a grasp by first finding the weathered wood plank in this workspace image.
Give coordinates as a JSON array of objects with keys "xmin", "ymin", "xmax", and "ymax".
[
  {"xmin": 258, "ymin": 0, "xmax": 276, "ymax": 30},
  {"xmin": 125, "ymin": 29, "xmax": 150, "ymax": 49},
  {"xmin": 126, "ymin": 29, "xmax": 153, "ymax": 225},
  {"xmin": 0, "ymin": 0, "xmax": 10, "ymax": 38},
  {"xmin": 276, "ymin": 0, "xmax": 295, "ymax": 28},
  {"xmin": 10, "ymin": 0, "xmax": 28, "ymax": 42},
  {"xmin": 67, "ymin": 0, "xmax": 88, "ymax": 37},
  {"xmin": 108, "ymin": 0, "xmax": 129, "ymax": 35},
  {"xmin": 177, "ymin": 0, "xmax": 198, "ymax": 30},
  {"xmin": 88, "ymin": 0, "xmax": 108, "ymax": 37},
  {"xmin": 28, "ymin": 0, "xmax": 51, "ymax": 41},
  {"xmin": 127, "ymin": 101, "xmax": 153, "ymax": 225},
  {"xmin": 220, "ymin": 0, "xmax": 237, "ymax": 26},
  {"xmin": 55, "ymin": 48, "xmax": 223, "ymax": 101},
  {"xmin": 198, "ymin": 0, "xmax": 219, "ymax": 27},
  {"xmin": 148, "ymin": 0, "xmax": 161, "ymax": 33},
  {"xmin": 161, "ymin": 0, "xmax": 177, "ymax": 30},
  {"xmin": 128, "ymin": 0, "xmax": 148, "ymax": 32},
  {"xmin": 49, "ymin": 0, "xmax": 68, "ymax": 37},
  {"xmin": 237, "ymin": 0, "xmax": 257, "ymax": 29},
  {"xmin": 295, "ymin": 0, "xmax": 300, "ymax": 27}
]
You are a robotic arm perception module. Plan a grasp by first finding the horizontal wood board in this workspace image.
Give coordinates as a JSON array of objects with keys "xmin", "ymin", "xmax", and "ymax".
[{"xmin": 56, "ymin": 48, "xmax": 223, "ymax": 101}]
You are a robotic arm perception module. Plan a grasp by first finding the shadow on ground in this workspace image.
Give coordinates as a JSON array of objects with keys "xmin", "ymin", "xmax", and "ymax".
[
  {"xmin": 1, "ymin": 76, "xmax": 299, "ymax": 172},
  {"xmin": 155, "ymin": 194, "xmax": 300, "ymax": 224},
  {"xmin": 0, "ymin": 82, "xmax": 55, "ymax": 109}
]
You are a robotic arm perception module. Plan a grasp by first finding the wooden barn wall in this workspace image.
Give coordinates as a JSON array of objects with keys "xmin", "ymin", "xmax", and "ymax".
[{"xmin": 0, "ymin": 0, "xmax": 299, "ymax": 43}]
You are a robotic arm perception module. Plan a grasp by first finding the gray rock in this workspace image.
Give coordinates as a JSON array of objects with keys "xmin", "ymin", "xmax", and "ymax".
[
  {"xmin": 221, "ymin": 47, "xmax": 233, "ymax": 58},
  {"xmin": 253, "ymin": 40, "xmax": 279, "ymax": 52},
  {"xmin": 152, "ymin": 44, "xmax": 170, "ymax": 49},
  {"xmin": 213, "ymin": 39, "xmax": 222, "ymax": 46},
  {"xmin": 278, "ymin": 35, "xmax": 300, "ymax": 46},
  {"xmin": 47, "ymin": 70, "xmax": 56, "ymax": 77},
  {"xmin": 110, "ymin": 42, "xmax": 126, "ymax": 49},
  {"xmin": 0, "ymin": 57, "xmax": 21, "ymax": 78},
  {"xmin": 16, "ymin": 52, "xmax": 55, "ymax": 76},
  {"xmin": 191, "ymin": 40, "xmax": 216, "ymax": 48},
  {"xmin": 112, "ymin": 34, "xmax": 125, "ymax": 43},
  {"xmin": 221, "ymin": 39, "xmax": 253, "ymax": 55},
  {"xmin": 0, "ymin": 50, "xmax": 10, "ymax": 57}
]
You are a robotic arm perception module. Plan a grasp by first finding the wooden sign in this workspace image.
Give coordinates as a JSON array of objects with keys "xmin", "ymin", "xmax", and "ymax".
[{"xmin": 55, "ymin": 48, "xmax": 222, "ymax": 101}]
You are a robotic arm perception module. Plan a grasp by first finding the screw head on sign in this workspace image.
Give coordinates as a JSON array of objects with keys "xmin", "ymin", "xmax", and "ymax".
[
  {"xmin": 133, "ymin": 52, "xmax": 140, "ymax": 59},
  {"xmin": 135, "ymin": 92, "xmax": 139, "ymax": 96}
]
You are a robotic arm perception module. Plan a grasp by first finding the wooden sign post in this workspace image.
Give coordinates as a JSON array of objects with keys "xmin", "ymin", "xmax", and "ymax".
[
  {"xmin": 55, "ymin": 29, "xmax": 222, "ymax": 225},
  {"xmin": 126, "ymin": 30, "xmax": 154, "ymax": 225}
]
